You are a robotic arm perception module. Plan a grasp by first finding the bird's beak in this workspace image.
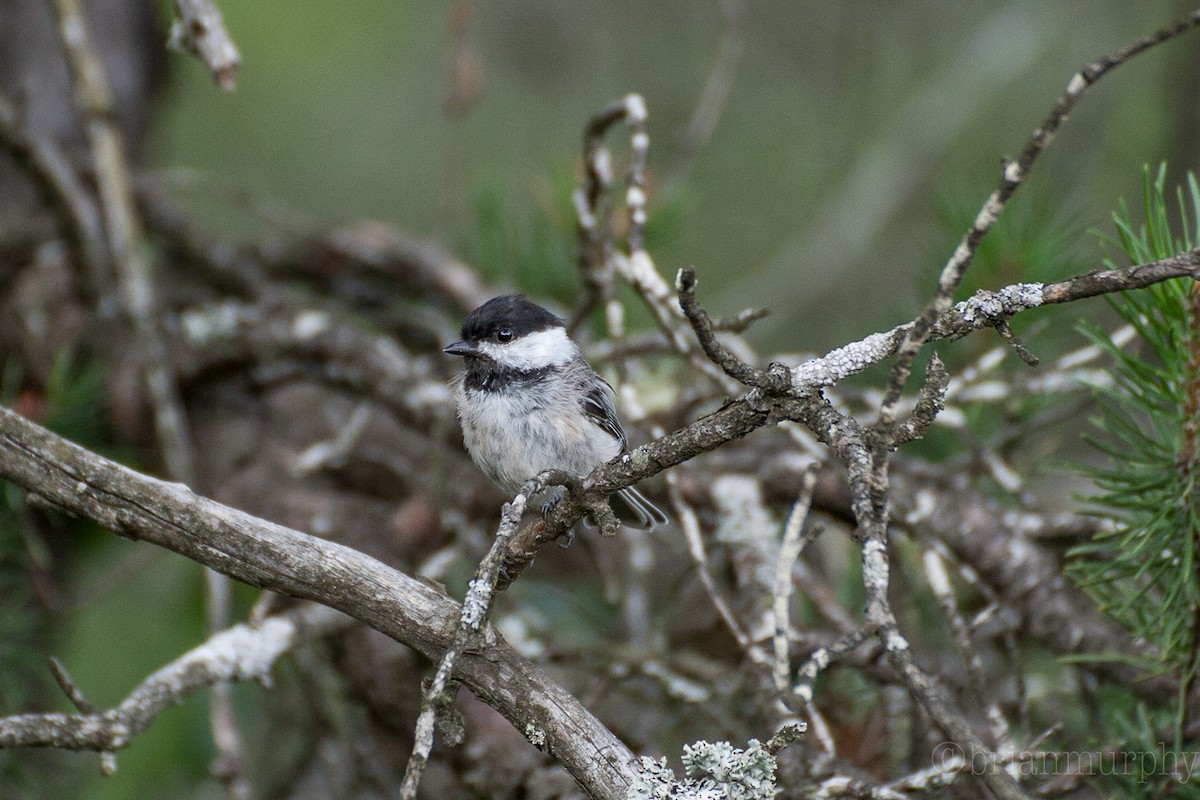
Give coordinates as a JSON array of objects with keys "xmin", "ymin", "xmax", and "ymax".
[{"xmin": 443, "ymin": 340, "xmax": 480, "ymax": 358}]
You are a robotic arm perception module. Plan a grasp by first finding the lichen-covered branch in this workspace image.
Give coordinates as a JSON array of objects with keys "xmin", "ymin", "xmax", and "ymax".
[
  {"xmin": 0, "ymin": 604, "xmax": 348, "ymax": 751},
  {"xmin": 882, "ymin": 8, "xmax": 1200, "ymax": 422}
]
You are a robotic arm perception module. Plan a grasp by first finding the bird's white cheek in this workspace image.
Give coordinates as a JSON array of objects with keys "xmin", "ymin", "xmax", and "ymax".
[{"xmin": 478, "ymin": 328, "xmax": 576, "ymax": 370}]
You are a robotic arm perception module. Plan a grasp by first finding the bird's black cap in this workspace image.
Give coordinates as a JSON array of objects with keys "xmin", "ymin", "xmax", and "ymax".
[{"xmin": 460, "ymin": 295, "xmax": 563, "ymax": 342}]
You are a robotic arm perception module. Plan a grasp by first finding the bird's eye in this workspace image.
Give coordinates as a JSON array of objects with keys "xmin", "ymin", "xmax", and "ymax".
[{"xmin": 496, "ymin": 328, "xmax": 514, "ymax": 343}]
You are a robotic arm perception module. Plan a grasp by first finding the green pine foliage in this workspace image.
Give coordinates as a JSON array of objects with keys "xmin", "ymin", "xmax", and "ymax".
[{"xmin": 1069, "ymin": 165, "xmax": 1200, "ymax": 741}]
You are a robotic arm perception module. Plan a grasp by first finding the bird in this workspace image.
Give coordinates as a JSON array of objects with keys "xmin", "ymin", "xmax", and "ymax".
[{"xmin": 444, "ymin": 294, "xmax": 668, "ymax": 530}]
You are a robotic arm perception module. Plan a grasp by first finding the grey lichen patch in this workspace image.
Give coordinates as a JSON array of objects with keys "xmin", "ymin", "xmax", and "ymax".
[
  {"xmin": 958, "ymin": 283, "xmax": 1044, "ymax": 325},
  {"xmin": 524, "ymin": 723, "xmax": 547, "ymax": 750},
  {"xmin": 792, "ymin": 330, "xmax": 897, "ymax": 390},
  {"xmin": 627, "ymin": 739, "xmax": 777, "ymax": 800},
  {"xmin": 628, "ymin": 448, "xmax": 652, "ymax": 469}
]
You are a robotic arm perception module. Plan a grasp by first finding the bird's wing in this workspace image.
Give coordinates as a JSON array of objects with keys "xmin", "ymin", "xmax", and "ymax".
[{"xmin": 581, "ymin": 379, "xmax": 627, "ymax": 451}]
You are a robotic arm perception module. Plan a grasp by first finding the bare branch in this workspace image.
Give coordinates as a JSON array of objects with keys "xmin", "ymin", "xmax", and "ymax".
[
  {"xmin": 668, "ymin": 473, "xmax": 765, "ymax": 664},
  {"xmin": 47, "ymin": 3, "xmax": 244, "ymax": 787},
  {"xmin": 0, "ymin": 604, "xmax": 349, "ymax": 751},
  {"xmin": 677, "ymin": 266, "xmax": 786, "ymax": 390},
  {"xmin": 772, "ymin": 469, "xmax": 818, "ymax": 694},
  {"xmin": 671, "ymin": 0, "xmax": 745, "ymax": 180},
  {"xmin": 570, "ymin": 95, "xmax": 738, "ymax": 389},
  {"xmin": 47, "ymin": 657, "xmax": 97, "ymax": 716},
  {"xmin": 923, "ymin": 547, "xmax": 1009, "ymax": 747},
  {"xmin": 891, "ymin": 354, "xmax": 949, "ymax": 446},
  {"xmin": 400, "ymin": 473, "xmax": 544, "ymax": 799},
  {"xmin": 0, "ymin": 94, "xmax": 108, "ymax": 293},
  {"xmin": 50, "ymin": 0, "xmax": 200, "ymax": 490},
  {"xmin": 881, "ymin": 7, "xmax": 1200, "ymax": 423}
]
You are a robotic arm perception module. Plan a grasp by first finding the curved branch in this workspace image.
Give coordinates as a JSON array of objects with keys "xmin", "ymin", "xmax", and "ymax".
[
  {"xmin": 0, "ymin": 405, "xmax": 636, "ymax": 800},
  {"xmin": 0, "ymin": 604, "xmax": 348, "ymax": 750},
  {"xmin": 497, "ymin": 251, "xmax": 1200, "ymax": 583}
]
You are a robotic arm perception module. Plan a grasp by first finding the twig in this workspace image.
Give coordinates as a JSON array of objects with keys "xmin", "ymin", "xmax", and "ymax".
[
  {"xmin": 890, "ymin": 354, "xmax": 948, "ymax": 446},
  {"xmin": 49, "ymin": 0, "xmax": 200, "ymax": 490},
  {"xmin": 570, "ymin": 96, "xmax": 737, "ymax": 389},
  {"xmin": 677, "ymin": 266, "xmax": 787, "ymax": 390},
  {"xmin": 879, "ymin": 7, "xmax": 1200, "ymax": 425},
  {"xmin": 994, "ymin": 320, "xmax": 1040, "ymax": 366},
  {"xmin": 922, "ymin": 547, "xmax": 1009, "ymax": 747},
  {"xmin": 47, "ymin": 657, "xmax": 96, "ymax": 715},
  {"xmin": 616, "ymin": 385, "xmax": 658, "ymax": 650},
  {"xmin": 47, "ymin": 657, "xmax": 116, "ymax": 774},
  {"xmin": 571, "ymin": 98, "xmax": 625, "ymax": 332},
  {"xmin": 712, "ymin": 305, "xmax": 770, "ymax": 333},
  {"xmin": 670, "ymin": 0, "xmax": 745, "ymax": 181},
  {"xmin": 667, "ymin": 473, "xmax": 765, "ymax": 664},
  {"xmin": 1, "ymin": 604, "xmax": 350, "ymax": 751},
  {"xmin": 769, "ymin": 470, "xmax": 836, "ymax": 756},
  {"xmin": 0, "ymin": 94, "xmax": 108, "ymax": 294},
  {"xmin": 793, "ymin": 626, "xmax": 873, "ymax": 704},
  {"xmin": 788, "ymin": 250, "xmax": 1200, "ymax": 393},
  {"xmin": 291, "ymin": 401, "xmax": 374, "ymax": 475},
  {"xmin": 169, "ymin": 0, "xmax": 241, "ymax": 91},
  {"xmin": 399, "ymin": 473, "xmax": 543, "ymax": 799},
  {"xmin": 951, "ymin": 555, "xmax": 1031, "ymax": 737},
  {"xmin": 772, "ymin": 469, "xmax": 818, "ymax": 695}
]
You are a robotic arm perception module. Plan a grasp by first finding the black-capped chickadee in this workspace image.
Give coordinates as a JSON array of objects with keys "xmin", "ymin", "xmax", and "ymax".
[{"xmin": 444, "ymin": 294, "xmax": 668, "ymax": 530}]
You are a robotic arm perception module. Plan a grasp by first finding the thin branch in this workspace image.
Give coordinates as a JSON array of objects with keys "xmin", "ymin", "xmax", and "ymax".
[
  {"xmin": 670, "ymin": 0, "xmax": 745, "ymax": 181},
  {"xmin": 50, "ymin": 0, "xmax": 200, "ymax": 490},
  {"xmin": 667, "ymin": 473, "xmax": 765, "ymax": 664},
  {"xmin": 793, "ymin": 626, "xmax": 873, "ymax": 703},
  {"xmin": 570, "ymin": 95, "xmax": 738, "ymax": 389},
  {"xmin": 399, "ymin": 473, "xmax": 544, "ymax": 799},
  {"xmin": 0, "ymin": 94, "xmax": 108, "ymax": 293},
  {"xmin": 570, "ymin": 99, "xmax": 625, "ymax": 333},
  {"xmin": 891, "ymin": 354, "xmax": 949, "ymax": 446},
  {"xmin": 880, "ymin": 7, "xmax": 1200, "ymax": 424},
  {"xmin": 922, "ymin": 547, "xmax": 1009, "ymax": 747},
  {"xmin": 0, "ymin": 604, "xmax": 349, "ymax": 751},
  {"xmin": 772, "ymin": 469, "xmax": 819, "ymax": 695},
  {"xmin": 677, "ymin": 266, "xmax": 787, "ymax": 390},
  {"xmin": 47, "ymin": 657, "xmax": 96, "ymax": 715},
  {"xmin": 994, "ymin": 319, "xmax": 1040, "ymax": 366}
]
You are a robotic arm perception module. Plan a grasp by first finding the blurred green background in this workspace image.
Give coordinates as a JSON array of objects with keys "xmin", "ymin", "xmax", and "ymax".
[
  {"xmin": 8, "ymin": 1, "xmax": 1200, "ymax": 797},
  {"xmin": 153, "ymin": 0, "xmax": 1200, "ymax": 350}
]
